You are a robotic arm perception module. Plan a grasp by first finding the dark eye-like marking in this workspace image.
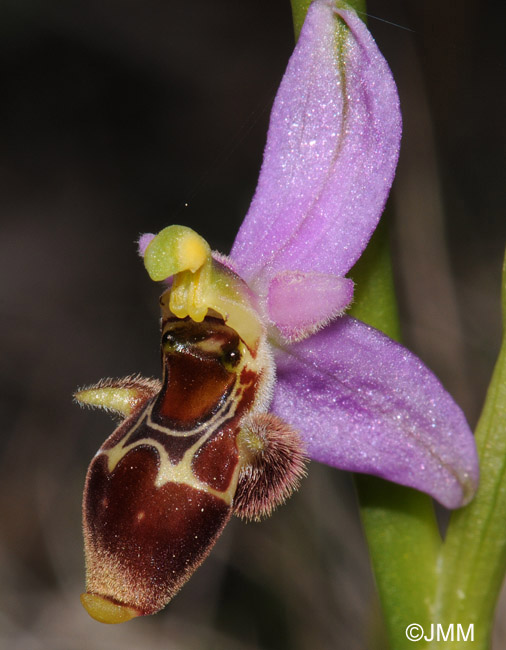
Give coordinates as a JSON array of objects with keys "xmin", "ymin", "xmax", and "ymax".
[
  {"xmin": 162, "ymin": 330, "xmax": 175, "ymax": 345},
  {"xmin": 222, "ymin": 347, "xmax": 241, "ymax": 369},
  {"xmin": 161, "ymin": 318, "xmax": 243, "ymax": 367},
  {"xmin": 161, "ymin": 328, "xmax": 190, "ymax": 353}
]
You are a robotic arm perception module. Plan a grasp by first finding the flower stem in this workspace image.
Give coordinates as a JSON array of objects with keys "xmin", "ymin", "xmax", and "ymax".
[
  {"xmin": 431, "ymin": 252, "xmax": 506, "ymax": 649},
  {"xmin": 289, "ymin": 0, "xmax": 312, "ymax": 39},
  {"xmin": 351, "ymin": 222, "xmax": 441, "ymax": 649},
  {"xmin": 290, "ymin": 0, "xmax": 366, "ymax": 39},
  {"xmin": 355, "ymin": 478, "xmax": 440, "ymax": 647}
]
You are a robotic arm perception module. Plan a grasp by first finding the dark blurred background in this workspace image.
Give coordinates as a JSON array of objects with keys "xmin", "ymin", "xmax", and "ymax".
[{"xmin": 0, "ymin": 1, "xmax": 504, "ymax": 648}]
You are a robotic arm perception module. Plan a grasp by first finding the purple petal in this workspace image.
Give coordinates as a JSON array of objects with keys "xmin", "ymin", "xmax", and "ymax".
[
  {"xmin": 231, "ymin": 2, "xmax": 401, "ymax": 286},
  {"xmin": 138, "ymin": 233, "xmax": 155, "ymax": 257},
  {"xmin": 267, "ymin": 271, "xmax": 353, "ymax": 341},
  {"xmin": 271, "ymin": 317, "xmax": 478, "ymax": 508}
]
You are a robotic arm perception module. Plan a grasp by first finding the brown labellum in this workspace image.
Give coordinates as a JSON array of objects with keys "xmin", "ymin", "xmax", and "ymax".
[
  {"xmin": 76, "ymin": 316, "xmax": 307, "ymax": 623},
  {"xmin": 83, "ymin": 448, "xmax": 231, "ymax": 619}
]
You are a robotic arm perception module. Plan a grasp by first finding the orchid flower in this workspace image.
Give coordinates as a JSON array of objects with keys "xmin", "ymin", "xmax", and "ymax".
[{"xmin": 75, "ymin": 0, "xmax": 479, "ymax": 625}]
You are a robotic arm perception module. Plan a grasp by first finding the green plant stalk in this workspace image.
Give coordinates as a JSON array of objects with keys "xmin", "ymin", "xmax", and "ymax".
[
  {"xmin": 290, "ymin": 0, "xmax": 366, "ymax": 39},
  {"xmin": 351, "ymin": 223, "xmax": 441, "ymax": 650},
  {"xmin": 288, "ymin": 3, "xmax": 442, "ymax": 648},
  {"xmin": 432, "ymin": 254, "xmax": 506, "ymax": 649}
]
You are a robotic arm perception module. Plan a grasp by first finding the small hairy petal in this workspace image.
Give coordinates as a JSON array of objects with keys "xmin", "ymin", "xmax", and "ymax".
[
  {"xmin": 271, "ymin": 317, "xmax": 479, "ymax": 509},
  {"xmin": 74, "ymin": 375, "xmax": 161, "ymax": 419},
  {"xmin": 234, "ymin": 413, "xmax": 308, "ymax": 521},
  {"xmin": 231, "ymin": 1, "xmax": 401, "ymax": 286},
  {"xmin": 267, "ymin": 271, "xmax": 354, "ymax": 342}
]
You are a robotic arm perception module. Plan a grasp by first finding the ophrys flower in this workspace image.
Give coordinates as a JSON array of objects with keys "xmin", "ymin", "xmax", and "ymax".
[{"xmin": 75, "ymin": 0, "xmax": 478, "ymax": 623}]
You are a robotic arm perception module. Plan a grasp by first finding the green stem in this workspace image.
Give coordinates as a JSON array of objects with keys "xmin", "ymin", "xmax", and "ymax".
[
  {"xmin": 356, "ymin": 478, "xmax": 440, "ymax": 647},
  {"xmin": 290, "ymin": 0, "xmax": 366, "ymax": 39},
  {"xmin": 289, "ymin": 0, "xmax": 311, "ymax": 39},
  {"xmin": 350, "ymin": 223, "xmax": 441, "ymax": 650},
  {"xmin": 432, "ymin": 254, "xmax": 506, "ymax": 649}
]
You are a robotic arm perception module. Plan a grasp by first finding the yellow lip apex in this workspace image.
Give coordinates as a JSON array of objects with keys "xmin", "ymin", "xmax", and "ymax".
[{"xmin": 80, "ymin": 592, "xmax": 140, "ymax": 624}]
